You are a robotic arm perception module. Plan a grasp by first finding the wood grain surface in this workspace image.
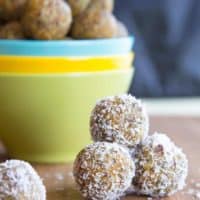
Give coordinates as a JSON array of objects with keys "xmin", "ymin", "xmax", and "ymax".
[{"xmin": 0, "ymin": 116, "xmax": 200, "ymax": 200}]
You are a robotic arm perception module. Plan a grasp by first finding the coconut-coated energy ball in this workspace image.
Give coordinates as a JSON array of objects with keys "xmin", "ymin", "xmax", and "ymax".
[
  {"xmin": 71, "ymin": 9, "xmax": 118, "ymax": 39},
  {"xmin": 132, "ymin": 133, "xmax": 188, "ymax": 197},
  {"xmin": 22, "ymin": 0, "xmax": 72, "ymax": 40},
  {"xmin": 0, "ymin": 21, "xmax": 25, "ymax": 39},
  {"xmin": 90, "ymin": 95, "xmax": 149, "ymax": 149},
  {"xmin": 73, "ymin": 142, "xmax": 135, "ymax": 200},
  {"xmin": 0, "ymin": 160, "xmax": 46, "ymax": 200},
  {"xmin": 0, "ymin": 0, "xmax": 27, "ymax": 21}
]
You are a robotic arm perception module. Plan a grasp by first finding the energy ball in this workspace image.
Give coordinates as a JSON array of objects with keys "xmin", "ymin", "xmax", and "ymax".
[
  {"xmin": 67, "ymin": 0, "xmax": 114, "ymax": 16},
  {"xmin": 73, "ymin": 142, "xmax": 135, "ymax": 200},
  {"xmin": 0, "ymin": 0, "xmax": 27, "ymax": 21},
  {"xmin": 132, "ymin": 133, "xmax": 188, "ymax": 197},
  {"xmin": 67, "ymin": 0, "xmax": 90, "ymax": 16},
  {"xmin": 22, "ymin": 0, "xmax": 72, "ymax": 40},
  {"xmin": 90, "ymin": 95, "xmax": 149, "ymax": 148},
  {"xmin": 0, "ymin": 160, "xmax": 46, "ymax": 200},
  {"xmin": 117, "ymin": 21, "xmax": 129, "ymax": 37},
  {"xmin": 0, "ymin": 21, "xmax": 25, "ymax": 39},
  {"xmin": 87, "ymin": 0, "xmax": 114, "ymax": 13},
  {"xmin": 71, "ymin": 9, "xmax": 118, "ymax": 39}
]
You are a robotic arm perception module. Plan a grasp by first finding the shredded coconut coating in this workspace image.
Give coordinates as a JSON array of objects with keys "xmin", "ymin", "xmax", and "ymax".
[
  {"xmin": 132, "ymin": 133, "xmax": 188, "ymax": 197},
  {"xmin": 0, "ymin": 160, "xmax": 46, "ymax": 200},
  {"xmin": 73, "ymin": 142, "xmax": 135, "ymax": 200},
  {"xmin": 90, "ymin": 95, "xmax": 149, "ymax": 149}
]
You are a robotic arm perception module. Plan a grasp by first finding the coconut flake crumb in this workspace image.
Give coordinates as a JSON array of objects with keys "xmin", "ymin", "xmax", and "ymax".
[
  {"xmin": 55, "ymin": 172, "xmax": 64, "ymax": 181},
  {"xmin": 187, "ymin": 188, "xmax": 195, "ymax": 195},
  {"xmin": 43, "ymin": 172, "xmax": 50, "ymax": 179},
  {"xmin": 185, "ymin": 180, "xmax": 200, "ymax": 199},
  {"xmin": 196, "ymin": 192, "xmax": 200, "ymax": 199},
  {"xmin": 186, "ymin": 188, "xmax": 200, "ymax": 199},
  {"xmin": 56, "ymin": 187, "xmax": 65, "ymax": 191},
  {"xmin": 68, "ymin": 172, "xmax": 73, "ymax": 178}
]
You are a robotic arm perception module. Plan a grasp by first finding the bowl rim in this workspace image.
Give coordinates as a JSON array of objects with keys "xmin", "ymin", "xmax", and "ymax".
[
  {"xmin": 0, "ymin": 52, "xmax": 133, "ymax": 59},
  {"xmin": 0, "ymin": 36, "xmax": 134, "ymax": 46},
  {"xmin": 0, "ymin": 36, "xmax": 135, "ymax": 56},
  {"xmin": 0, "ymin": 68, "xmax": 134, "ymax": 77},
  {"xmin": 0, "ymin": 53, "xmax": 134, "ymax": 73}
]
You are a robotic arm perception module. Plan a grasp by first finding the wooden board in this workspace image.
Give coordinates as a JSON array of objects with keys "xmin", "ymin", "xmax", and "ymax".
[{"xmin": 0, "ymin": 116, "xmax": 200, "ymax": 200}]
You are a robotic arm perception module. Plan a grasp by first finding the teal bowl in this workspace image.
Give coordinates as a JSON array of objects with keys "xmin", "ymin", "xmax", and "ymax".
[{"xmin": 0, "ymin": 37, "xmax": 134, "ymax": 57}]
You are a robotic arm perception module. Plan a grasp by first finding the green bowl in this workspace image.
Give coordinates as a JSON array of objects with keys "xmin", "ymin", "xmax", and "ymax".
[{"xmin": 0, "ymin": 69, "xmax": 134, "ymax": 163}]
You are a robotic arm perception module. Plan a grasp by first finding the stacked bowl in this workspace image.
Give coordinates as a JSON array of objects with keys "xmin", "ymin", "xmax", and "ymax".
[{"xmin": 0, "ymin": 37, "xmax": 134, "ymax": 163}]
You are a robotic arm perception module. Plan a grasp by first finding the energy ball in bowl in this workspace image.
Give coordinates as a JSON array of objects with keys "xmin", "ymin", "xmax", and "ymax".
[
  {"xmin": 71, "ymin": 9, "xmax": 118, "ymax": 39},
  {"xmin": 67, "ymin": 0, "xmax": 114, "ymax": 16},
  {"xmin": 0, "ymin": 21, "xmax": 25, "ymax": 39},
  {"xmin": 67, "ymin": 0, "xmax": 90, "ymax": 16},
  {"xmin": 87, "ymin": 0, "xmax": 114, "ymax": 13},
  {"xmin": 90, "ymin": 95, "xmax": 149, "ymax": 149},
  {"xmin": 0, "ymin": 160, "xmax": 46, "ymax": 200},
  {"xmin": 132, "ymin": 133, "xmax": 188, "ymax": 197},
  {"xmin": 22, "ymin": 0, "xmax": 72, "ymax": 40},
  {"xmin": 73, "ymin": 142, "xmax": 135, "ymax": 200},
  {"xmin": 117, "ymin": 21, "xmax": 129, "ymax": 37},
  {"xmin": 0, "ymin": 0, "xmax": 27, "ymax": 21}
]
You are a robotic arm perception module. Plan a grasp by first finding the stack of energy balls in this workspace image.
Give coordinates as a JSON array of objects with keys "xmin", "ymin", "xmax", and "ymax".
[
  {"xmin": 0, "ymin": 0, "xmax": 128, "ymax": 40},
  {"xmin": 73, "ymin": 94, "xmax": 188, "ymax": 200}
]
